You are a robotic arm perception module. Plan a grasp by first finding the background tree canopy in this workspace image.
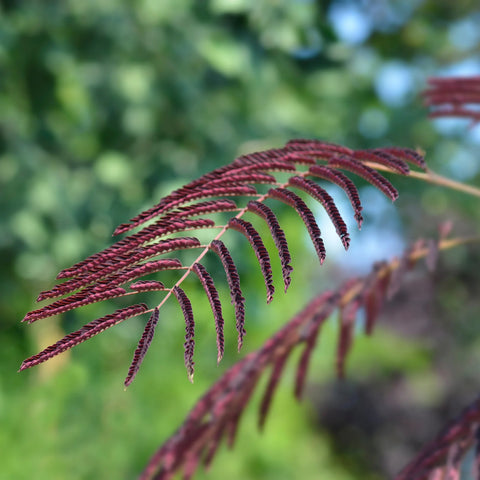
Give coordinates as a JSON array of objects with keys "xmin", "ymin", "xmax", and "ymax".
[{"xmin": 1, "ymin": 1, "xmax": 480, "ymax": 479}]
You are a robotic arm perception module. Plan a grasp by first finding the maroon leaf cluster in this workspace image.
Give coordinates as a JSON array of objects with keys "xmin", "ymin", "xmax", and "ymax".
[
  {"xmin": 423, "ymin": 76, "xmax": 480, "ymax": 125},
  {"xmin": 139, "ymin": 239, "xmax": 437, "ymax": 480},
  {"xmin": 20, "ymin": 139, "xmax": 425, "ymax": 385}
]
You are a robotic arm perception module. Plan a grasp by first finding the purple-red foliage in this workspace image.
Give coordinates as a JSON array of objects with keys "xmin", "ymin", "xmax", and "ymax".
[
  {"xmin": 328, "ymin": 155, "xmax": 399, "ymax": 201},
  {"xmin": 139, "ymin": 240, "xmax": 436, "ymax": 479},
  {"xmin": 307, "ymin": 164, "xmax": 364, "ymax": 228},
  {"xmin": 20, "ymin": 304, "xmax": 149, "ymax": 371},
  {"xmin": 173, "ymin": 286, "xmax": 196, "ymax": 382},
  {"xmin": 21, "ymin": 138, "xmax": 425, "ymax": 385},
  {"xmin": 246, "ymin": 200, "xmax": 293, "ymax": 292},
  {"xmin": 227, "ymin": 217, "xmax": 275, "ymax": 304},
  {"xmin": 288, "ymin": 176, "xmax": 350, "ymax": 250},
  {"xmin": 192, "ymin": 263, "xmax": 225, "ymax": 364},
  {"xmin": 209, "ymin": 240, "xmax": 246, "ymax": 350},
  {"xmin": 269, "ymin": 187, "xmax": 327, "ymax": 264},
  {"xmin": 125, "ymin": 307, "xmax": 160, "ymax": 387},
  {"xmin": 423, "ymin": 76, "xmax": 480, "ymax": 125}
]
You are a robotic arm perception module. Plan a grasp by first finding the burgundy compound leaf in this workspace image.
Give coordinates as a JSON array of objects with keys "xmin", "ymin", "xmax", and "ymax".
[
  {"xmin": 268, "ymin": 187, "xmax": 326, "ymax": 265},
  {"xmin": 129, "ymin": 280, "xmax": 166, "ymax": 292},
  {"xmin": 278, "ymin": 151, "xmax": 317, "ymax": 165},
  {"xmin": 228, "ymin": 217, "xmax": 275, "ymax": 304},
  {"xmin": 233, "ymin": 147, "xmax": 296, "ymax": 166},
  {"xmin": 221, "ymin": 162, "xmax": 298, "ymax": 176},
  {"xmin": 204, "ymin": 172, "xmax": 277, "ymax": 187},
  {"xmin": 246, "ymin": 200, "xmax": 293, "ymax": 292},
  {"xmin": 20, "ymin": 304, "xmax": 149, "ymax": 371},
  {"xmin": 285, "ymin": 138, "xmax": 355, "ymax": 156},
  {"xmin": 192, "ymin": 263, "xmax": 225, "ymax": 364},
  {"xmin": 172, "ymin": 286, "xmax": 195, "ymax": 382},
  {"xmin": 124, "ymin": 307, "xmax": 160, "ymax": 387},
  {"xmin": 160, "ymin": 199, "xmax": 238, "ymax": 221},
  {"xmin": 209, "ymin": 240, "xmax": 246, "ymax": 350}
]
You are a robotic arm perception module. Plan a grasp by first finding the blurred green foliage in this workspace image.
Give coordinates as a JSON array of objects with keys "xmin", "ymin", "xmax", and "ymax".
[{"xmin": 1, "ymin": 1, "xmax": 480, "ymax": 479}]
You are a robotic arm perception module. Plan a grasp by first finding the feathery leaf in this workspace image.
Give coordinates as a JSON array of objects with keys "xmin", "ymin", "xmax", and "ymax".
[
  {"xmin": 423, "ymin": 75, "xmax": 480, "ymax": 125},
  {"xmin": 268, "ymin": 187, "xmax": 326, "ymax": 264},
  {"xmin": 227, "ymin": 217, "xmax": 275, "ymax": 304},
  {"xmin": 19, "ymin": 304, "xmax": 149, "ymax": 371},
  {"xmin": 124, "ymin": 307, "xmax": 160, "ymax": 387},
  {"xmin": 192, "ymin": 263, "xmax": 225, "ymax": 364},
  {"xmin": 173, "ymin": 286, "xmax": 195, "ymax": 382},
  {"xmin": 307, "ymin": 164, "xmax": 364, "ymax": 228},
  {"xmin": 246, "ymin": 200, "xmax": 293, "ymax": 292},
  {"xmin": 288, "ymin": 176, "xmax": 350, "ymax": 250},
  {"xmin": 209, "ymin": 240, "xmax": 246, "ymax": 350},
  {"xmin": 21, "ymin": 138, "xmax": 425, "ymax": 384}
]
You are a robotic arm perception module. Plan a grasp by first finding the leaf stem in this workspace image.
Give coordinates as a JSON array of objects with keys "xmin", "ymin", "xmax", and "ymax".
[{"xmin": 364, "ymin": 163, "xmax": 480, "ymax": 198}]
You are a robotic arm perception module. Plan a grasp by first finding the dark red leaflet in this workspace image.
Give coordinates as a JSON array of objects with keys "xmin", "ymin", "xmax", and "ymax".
[
  {"xmin": 227, "ymin": 217, "xmax": 275, "ymax": 304},
  {"xmin": 38, "ymin": 255, "xmax": 185, "ymax": 301},
  {"xmin": 203, "ymin": 172, "xmax": 277, "ymax": 187},
  {"xmin": 19, "ymin": 304, "xmax": 149, "ymax": 371},
  {"xmin": 57, "ymin": 218, "xmax": 212, "ymax": 280},
  {"xmin": 307, "ymin": 164, "xmax": 363, "ymax": 228},
  {"xmin": 328, "ymin": 155, "xmax": 399, "ymax": 201},
  {"xmin": 285, "ymin": 138, "xmax": 354, "ymax": 155},
  {"xmin": 376, "ymin": 147, "xmax": 427, "ymax": 171},
  {"xmin": 353, "ymin": 149, "xmax": 410, "ymax": 175},
  {"xmin": 124, "ymin": 307, "xmax": 160, "ymax": 387},
  {"xmin": 129, "ymin": 280, "xmax": 166, "ymax": 292},
  {"xmin": 159, "ymin": 200, "xmax": 238, "ymax": 221},
  {"xmin": 114, "ymin": 185, "xmax": 257, "ymax": 235},
  {"xmin": 288, "ymin": 176, "xmax": 350, "ymax": 250},
  {"xmin": 268, "ymin": 187, "xmax": 326, "ymax": 264},
  {"xmin": 192, "ymin": 263, "xmax": 225, "ymax": 364},
  {"xmin": 233, "ymin": 147, "xmax": 292, "ymax": 166},
  {"xmin": 209, "ymin": 240, "xmax": 246, "ymax": 350},
  {"xmin": 246, "ymin": 200, "xmax": 293, "ymax": 292},
  {"xmin": 112, "ymin": 163, "xmax": 238, "ymax": 236},
  {"xmin": 220, "ymin": 162, "xmax": 297, "ymax": 176},
  {"xmin": 172, "ymin": 286, "xmax": 195, "ymax": 382},
  {"xmin": 23, "ymin": 287, "xmax": 128, "ymax": 323}
]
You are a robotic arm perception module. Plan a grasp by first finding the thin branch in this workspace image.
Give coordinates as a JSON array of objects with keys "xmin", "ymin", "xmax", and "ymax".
[{"xmin": 364, "ymin": 162, "xmax": 480, "ymax": 199}]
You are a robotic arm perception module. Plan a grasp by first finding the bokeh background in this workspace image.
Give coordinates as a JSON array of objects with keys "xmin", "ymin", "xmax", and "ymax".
[{"xmin": 1, "ymin": 1, "xmax": 480, "ymax": 479}]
